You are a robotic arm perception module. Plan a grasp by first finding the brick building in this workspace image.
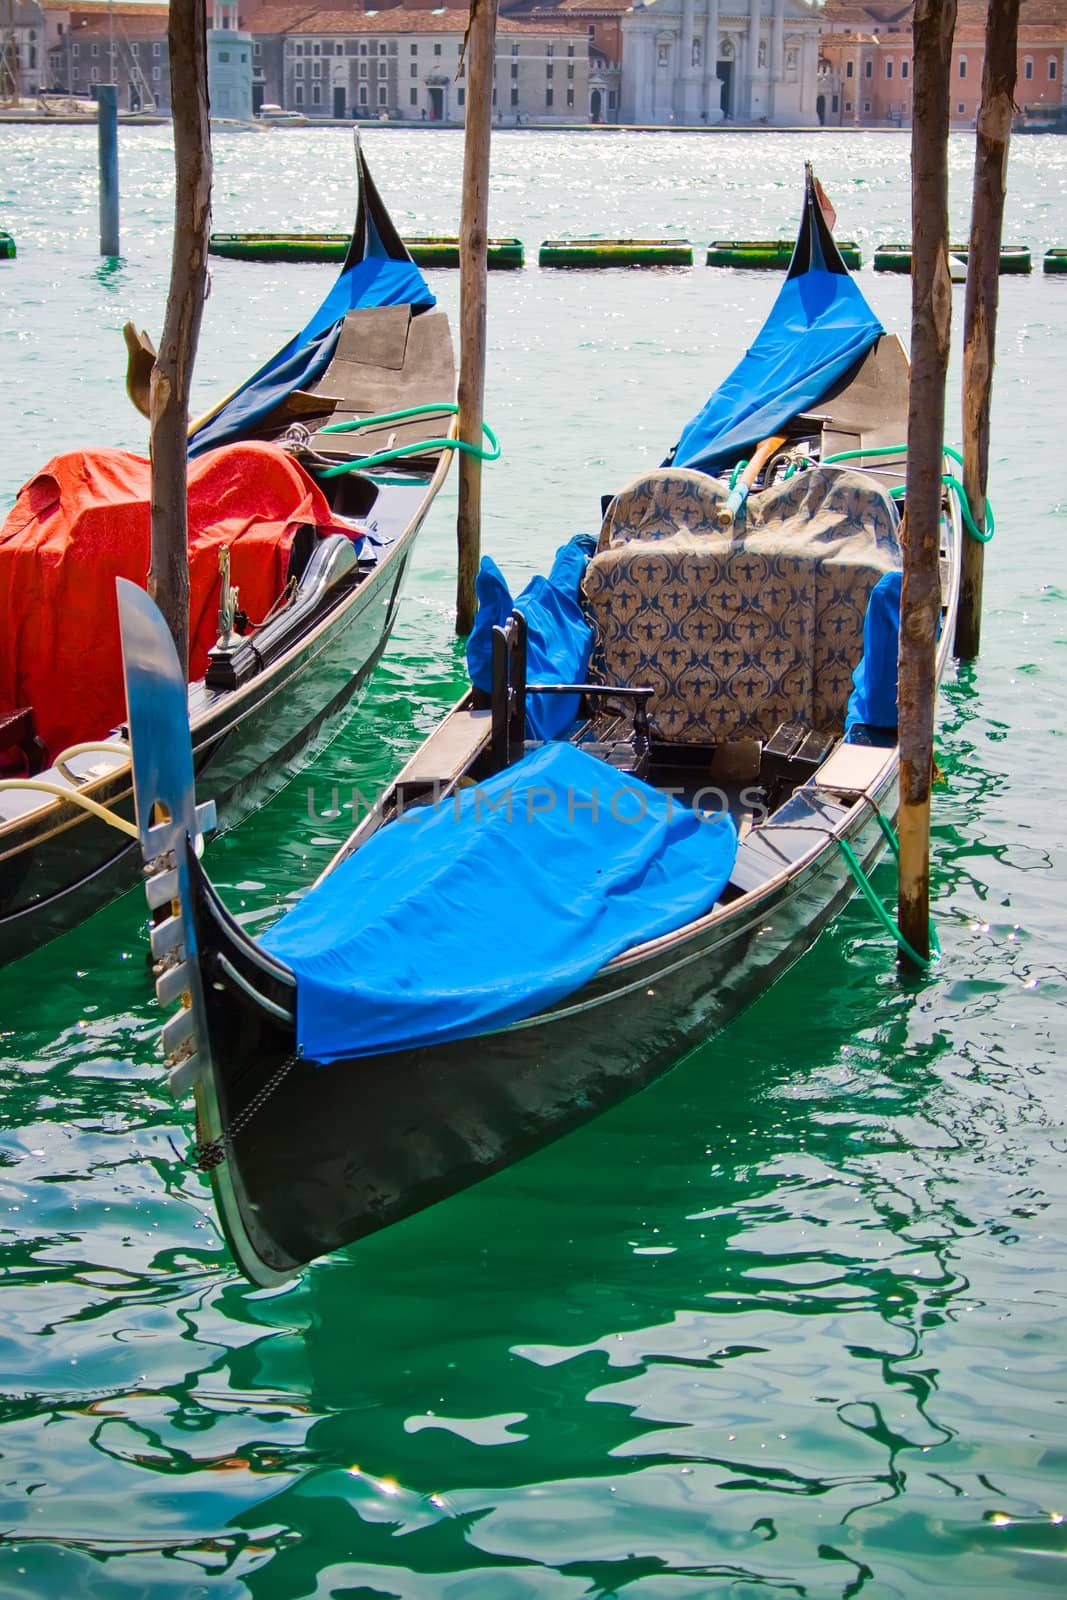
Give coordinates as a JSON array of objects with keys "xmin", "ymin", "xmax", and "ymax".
[{"xmin": 816, "ymin": 0, "xmax": 1067, "ymax": 128}]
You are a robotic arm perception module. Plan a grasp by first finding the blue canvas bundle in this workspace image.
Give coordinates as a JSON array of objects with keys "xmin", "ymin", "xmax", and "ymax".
[
  {"xmin": 845, "ymin": 571, "xmax": 902, "ymax": 739},
  {"xmin": 669, "ymin": 268, "xmax": 883, "ymax": 479},
  {"xmin": 465, "ymin": 534, "xmax": 596, "ymax": 739},
  {"xmin": 190, "ymin": 255, "xmax": 435, "ymax": 458},
  {"xmin": 261, "ymin": 741, "xmax": 739, "ymax": 1064}
]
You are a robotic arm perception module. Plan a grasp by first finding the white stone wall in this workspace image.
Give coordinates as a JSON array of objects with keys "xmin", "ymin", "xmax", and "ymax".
[{"xmin": 621, "ymin": 0, "xmax": 821, "ymax": 127}]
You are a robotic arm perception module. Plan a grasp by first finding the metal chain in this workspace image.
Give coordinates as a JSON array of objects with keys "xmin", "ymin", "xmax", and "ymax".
[{"xmin": 177, "ymin": 1053, "xmax": 300, "ymax": 1172}]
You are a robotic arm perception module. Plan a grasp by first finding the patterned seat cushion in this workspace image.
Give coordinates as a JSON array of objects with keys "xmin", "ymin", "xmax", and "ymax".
[{"xmin": 583, "ymin": 465, "xmax": 901, "ymax": 743}]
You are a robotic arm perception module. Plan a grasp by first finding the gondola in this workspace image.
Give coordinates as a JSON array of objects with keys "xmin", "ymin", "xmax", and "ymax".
[
  {"xmin": 119, "ymin": 167, "xmax": 963, "ymax": 1286},
  {"xmin": 0, "ymin": 137, "xmax": 457, "ymax": 966}
]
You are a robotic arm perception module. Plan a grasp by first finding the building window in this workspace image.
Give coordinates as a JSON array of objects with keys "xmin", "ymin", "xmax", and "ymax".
[
  {"xmin": 864, "ymin": 59, "xmax": 872, "ymax": 78},
  {"xmin": 511, "ymin": 63, "xmax": 518, "ymax": 79},
  {"xmin": 957, "ymin": 102, "xmax": 965, "ymax": 113},
  {"xmin": 294, "ymin": 43, "xmax": 303, "ymax": 56},
  {"xmin": 91, "ymin": 42, "xmax": 98, "ymax": 57},
  {"xmin": 434, "ymin": 43, "xmax": 441, "ymax": 57},
  {"xmin": 458, "ymin": 86, "xmax": 465, "ymax": 105},
  {"xmin": 547, "ymin": 43, "xmax": 554, "ymax": 57},
  {"xmin": 863, "ymin": 99, "xmax": 871, "ymax": 113},
  {"xmin": 254, "ymin": 42, "xmax": 261, "ymax": 58},
  {"xmin": 512, "ymin": 42, "xmax": 519, "ymax": 56},
  {"xmin": 846, "ymin": 60, "xmax": 853, "ymax": 78},
  {"xmin": 567, "ymin": 43, "xmax": 575, "ymax": 57},
  {"xmin": 153, "ymin": 43, "xmax": 161, "ymax": 57},
  {"xmin": 546, "ymin": 86, "xmax": 553, "ymax": 106},
  {"xmin": 90, "ymin": 65, "xmax": 98, "ymax": 82},
  {"xmin": 885, "ymin": 59, "xmax": 892, "ymax": 78},
  {"xmin": 845, "ymin": 99, "xmax": 852, "ymax": 112},
  {"xmin": 411, "ymin": 43, "xmax": 417, "ymax": 55},
  {"xmin": 901, "ymin": 58, "xmax": 909, "ymax": 79},
  {"xmin": 378, "ymin": 85, "xmax": 387, "ymax": 105},
  {"xmin": 312, "ymin": 83, "xmax": 321, "ymax": 104},
  {"xmin": 1024, "ymin": 56, "xmax": 1033, "ymax": 79},
  {"xmin": 510, "ymin": 86, "xmax": 518, "ymax": 106},
  {"xmin": 312, "ymin": 42, "xmax": 320, "ymax": 55},
  {"xmin": 295, "ymin": 62, "xmax": 304, "ymax": 78},
  {"xmin": 378, "ymin": 61, "xmax": 387, "ymax": 78},
  {"xmin": 410, "ymin": 87, "xmax": 417, "ymax": 105},
  {"xmin": 360, "ymin": 43, "xmax": 367, "ymax": 56},
  {"xmin": 72, "ymin": 42, "xmax": 79, "ymax": 58},
  {"xmin": 959, "ymin": 57, "xmax": 967, "ymax": 79},
  {"xmin": 359, "ymin": 61, "xmax": 367, "ymax": 78},
  {"xmin": 831, "ymin": 94, "xmax": 839, "ymax": 112},
  {"xmin": 311, "ymin": 60, "xmax": 321, "ymax": 78},
  {"xmin": 410, "ymin": 62, "xmax": 417, "ymax": 77},
  {"xmin": 359, "ymin": 84, "xmax": 368, "ymax": 104},
  {"xmin": 1051, "ymin": 58, "xmax": 1058, "ymax": 81},
  {"xmin": 608, "ymin": 89, "xmax": 616, "ymax": 109},
  {"xmin": 566, "ymin": 87, "xmax": 574, "ymax": 107},
  {"xmin": 567, "ymin": 63, "xmax": 574, "ymax": 80},
  {"xmin": 546, "ymin": 63, "xmax": 553, "ymax": 79},
  {"xmin": 131, "ymin": 43, "xmax": 139, "ymax": 57},
  {"xmin": 219, "ymin": 50, "xmax": 230, "ymax": 62}
]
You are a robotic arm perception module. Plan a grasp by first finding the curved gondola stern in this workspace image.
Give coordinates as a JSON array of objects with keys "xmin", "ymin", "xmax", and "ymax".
[
  {"xmin": 344, "ymin": 127, "xmax": 413, "ymax": 271},
  {"xmin": 788, "ymin": 161, "xmax": 851, "ymax": 279}
]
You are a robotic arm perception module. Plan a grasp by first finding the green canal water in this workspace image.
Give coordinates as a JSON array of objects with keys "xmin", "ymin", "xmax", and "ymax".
[{"xmin": 0, "ymin": 128, "xmax": 1064, "ymax": 1598}]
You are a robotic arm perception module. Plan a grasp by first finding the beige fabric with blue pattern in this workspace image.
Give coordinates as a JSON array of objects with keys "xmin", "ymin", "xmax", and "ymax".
[{"xmin": 584, "ymin": 465, "xmax": 901, "ymax": 743}]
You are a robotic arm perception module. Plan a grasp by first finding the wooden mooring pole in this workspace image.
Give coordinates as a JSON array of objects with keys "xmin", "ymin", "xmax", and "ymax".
[
  {"xmin": 898, "ymin": 0, "xmax": 957, "ymax": 969},
  {"xmin": 146, "ymin": 0, "xmax": 212, "ymax": 676},
  {"xmin": 955, "ymin": 0, "xmax": 1020, "ymax": 660},
  {"xmin": 97, "ymin": 84, "xmax": 120, "ymax": 258},
  {"xmin": 455, "ymin": 0, "xmax": 499, "ymax": 637}
]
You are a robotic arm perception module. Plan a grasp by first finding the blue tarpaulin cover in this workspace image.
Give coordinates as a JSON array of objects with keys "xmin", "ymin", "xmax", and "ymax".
[
  {"xmin": 189, "ymin": 256, "xmax": 435, "ymax": 458},
  {"xmin": 465, "ymin": 535, "xmax": 596, "ymax": 739},
  {"xmin": 845, "ymin": 570, "xmax": 901, "ymax": 738},
  {"xmin": 669, "ymin": 268, "xmax": 883, "ymax": 479},
  {"xmin": 261, "ymin": 741, "xmax": 738, "ymax": 1064}
]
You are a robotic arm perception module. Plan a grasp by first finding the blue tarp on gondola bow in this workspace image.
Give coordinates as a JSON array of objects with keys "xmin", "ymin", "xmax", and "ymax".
[
  {"xmin": 668, "ymin": 166, "xmax": 884, "ymax": 479},
  {"xmin": 188, "ymin": 144, "xmax": 435, "ymax": 458}
]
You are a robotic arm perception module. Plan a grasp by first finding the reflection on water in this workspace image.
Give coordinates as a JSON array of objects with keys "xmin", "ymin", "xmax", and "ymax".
[{"xmin": 0, "ymin": 129, "xmax": 1065, "ymax": 1597}]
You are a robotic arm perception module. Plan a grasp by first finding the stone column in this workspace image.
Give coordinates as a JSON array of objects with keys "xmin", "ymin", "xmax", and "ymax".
[
  {"xmin": 747, "ymin": 0, "xmax": 762, "ymax": 120},
  {"xmin": 678, "ymin": 0, "xmax": 697, "ymax": 121},
  {"xmin": 702, "ymin": 0, "xmax": 722, "ymax": 121}
]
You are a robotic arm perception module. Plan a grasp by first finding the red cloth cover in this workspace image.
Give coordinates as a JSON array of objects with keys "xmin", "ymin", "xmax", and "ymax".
[{"xmin": 0, "ymin": 442, "xmax": 352, "ymax": 758}]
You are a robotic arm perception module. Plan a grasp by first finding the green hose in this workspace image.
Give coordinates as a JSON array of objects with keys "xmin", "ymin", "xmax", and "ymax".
[
  {"xmin": 729, "ymin": 459, "xmax": 749, "ymax": 491},
  {"xmin": 314, "ymin": 403, "xmax": 501, "ymax": 477},
  {"xmin": 821, "ymin": 443, "xmax": 994, "ymax": 543},
  {"xmin": 836, "ymin": 819, "xmax": 942, "ymax": 969}
]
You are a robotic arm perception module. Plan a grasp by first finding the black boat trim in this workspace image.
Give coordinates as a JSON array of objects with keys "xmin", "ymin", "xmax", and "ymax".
[{"xmin": 216, "ymin": 952, "xmax": 295, "ymax": 1024}]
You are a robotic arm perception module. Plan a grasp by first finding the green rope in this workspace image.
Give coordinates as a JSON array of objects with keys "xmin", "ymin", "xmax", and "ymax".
[
  {"xmin": 836, "ymin": 824, "xmax": 941, "ymax": 969},
  {"xmin": 313, "ymin": 403, "xmax": 501, "ymax": 478},
  {"xmin": 821, "ymin": 443, "xmax": 994, "ymax": 544}
]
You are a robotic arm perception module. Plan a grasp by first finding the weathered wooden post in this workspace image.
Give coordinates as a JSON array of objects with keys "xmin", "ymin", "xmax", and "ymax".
[
  {"xmin": 898, "ymin": 0, "xmax": 957, "ymax": 969},
  {"xmin": 455, "ymin": 0, "xmax": 499, "ymax": 637},
  {"xmin": 955, "ymin": 0, "xmax": 1020, "ymax": 660},
  {"xmin": 146, "ymin": 0, "xmax": 212, "ymax": 675},
  {"xmin": 97, "ymin": 83, "xmax": 120, "ymax": 257}
]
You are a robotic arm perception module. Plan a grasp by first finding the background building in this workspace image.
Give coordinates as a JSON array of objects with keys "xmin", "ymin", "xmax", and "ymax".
[
  {"xmin": 817, "ymin": 0, "xmax": 1067, "ymax": 127},
  {"xmin": 620, "ymin": 0, "xmax": 823, "ymax": 126}
]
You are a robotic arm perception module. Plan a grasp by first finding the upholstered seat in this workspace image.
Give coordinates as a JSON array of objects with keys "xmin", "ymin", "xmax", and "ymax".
[{"xmin": 583, "ymin": 465, "xmax": 901, "ymax": 743}]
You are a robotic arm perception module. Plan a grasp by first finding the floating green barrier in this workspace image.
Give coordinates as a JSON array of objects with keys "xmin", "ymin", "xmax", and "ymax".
[
  {"xmin": 706, "ymin": 239, "xmax": 862, "ymax": 270},
  {"xmin": 874, "ymin": 242, "xmax": 1032, "ymax": 275},
  {"xmin": 0, "ymin": 230, "xmax": 15, "ymax": 261},
  {"xmin": 208, "ymin": 233, "xmax": 524, "ymax": 269},
  {"xmin": 1043, "ymin": 247, "xmax": 1067, "ymax": 275},
  {"xmin": 539, "ymin": 238, "xmax": 693, "ymax": 268}
]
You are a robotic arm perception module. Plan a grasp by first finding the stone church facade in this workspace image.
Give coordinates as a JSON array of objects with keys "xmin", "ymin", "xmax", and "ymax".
[{"xmin": 620, "ymin": 0, "xmax": 823, "ymax": 126}]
